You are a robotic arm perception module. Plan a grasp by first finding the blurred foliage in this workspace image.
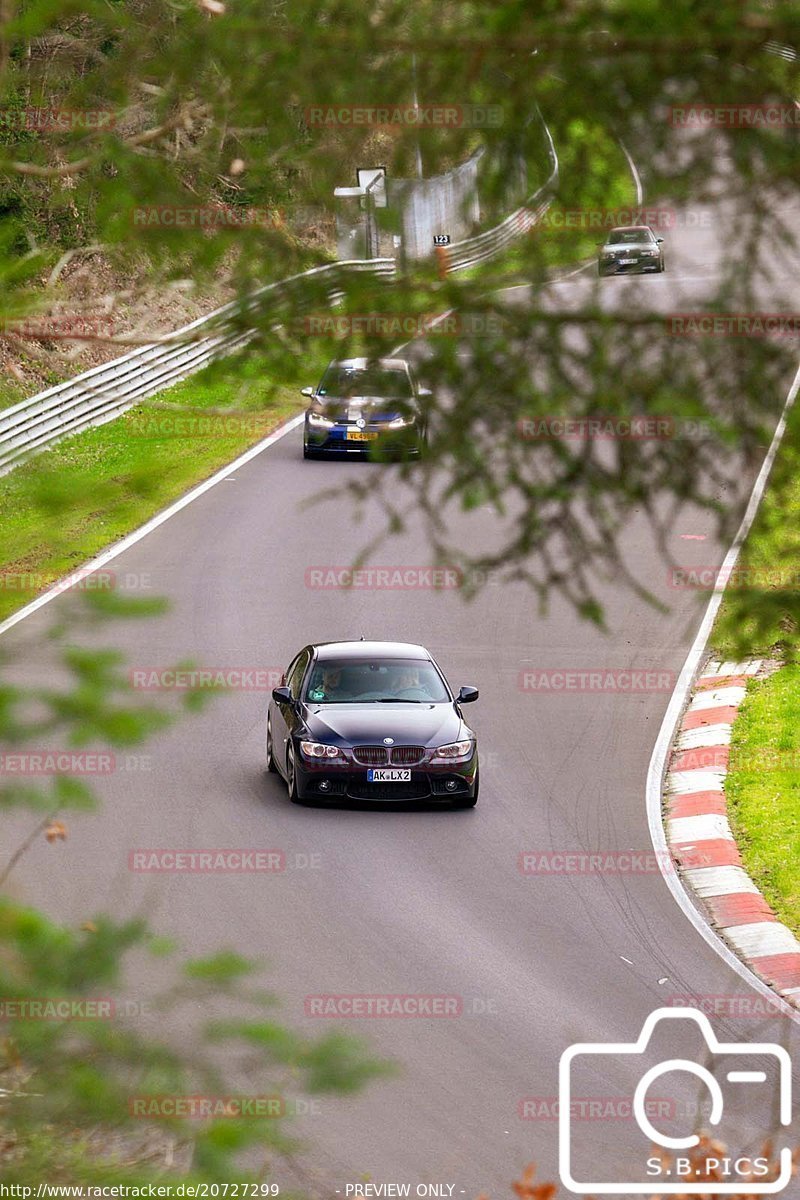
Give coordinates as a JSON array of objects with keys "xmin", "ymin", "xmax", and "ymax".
[
  {"xmin": 0, "ymin": 0, "xmax": 797, "ymax": 618},
  {"xmin": 0, "ymin": 595, "xmax": 392, "ymax": 1182},
  {"xmin": 1, "ymin": 0, "xmax": 800, "ymax": 1183}
]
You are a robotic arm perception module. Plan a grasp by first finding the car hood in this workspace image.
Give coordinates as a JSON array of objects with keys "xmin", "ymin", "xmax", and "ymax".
[
  {"xmin": 603, "ymin": 240, "xmax": 654, "ymax": 251},
  {"xmin": 311, "ymin": 397, "xmax": 412, "ymax": 422},
  {"xmin": 303, "ymin": 702, "xmax": 465, "ymax": 747}
]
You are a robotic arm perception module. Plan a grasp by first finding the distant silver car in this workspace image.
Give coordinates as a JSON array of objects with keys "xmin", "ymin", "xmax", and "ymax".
[{"xmin": 598, "ymin": 226, "xmax": 665, "ymax": 276}]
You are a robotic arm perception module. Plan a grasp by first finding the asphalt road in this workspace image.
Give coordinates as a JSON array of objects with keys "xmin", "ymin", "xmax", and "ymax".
[{"xmin": 4, "ymin": 193, "xmax": 800, "ymax": 1194}]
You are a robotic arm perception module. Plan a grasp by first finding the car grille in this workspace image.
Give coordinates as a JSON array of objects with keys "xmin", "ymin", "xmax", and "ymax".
[
  {"xmin": 352, "ymin": 745, "xmax": 426, "ymax": 766},
  {"xmin": 390, "ymin": 745, "xmax": 425, "ymax": 765},
  {"xmin": 347, "ymin": 781, "xmax": 431, "ymax": 801},
  {"xmin": 353, "ymin": 745, "xmax": 388, "ymax": 766}
]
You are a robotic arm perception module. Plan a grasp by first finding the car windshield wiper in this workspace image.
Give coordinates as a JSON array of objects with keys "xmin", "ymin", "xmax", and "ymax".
[{"xmin": 370, "ymin": 697, "xmax": 429, "ymax": 703}]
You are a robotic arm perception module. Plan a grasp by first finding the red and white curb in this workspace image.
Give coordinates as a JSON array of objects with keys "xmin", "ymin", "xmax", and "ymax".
[{"xmin": 665, "ymin": 658, "xmax": 800, "ymax": 1005}]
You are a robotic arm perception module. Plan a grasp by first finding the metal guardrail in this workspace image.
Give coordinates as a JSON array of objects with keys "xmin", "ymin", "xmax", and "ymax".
[
  {"xmin": 440, "ymin": 116, "xmax": 559, "ymax": 273},
  {"xmin": 0, "ymin": 110, "xmax": 559, "ymax": 474},
  {"xmin": 0, "ymin": 258, "xmax": 396, "ymax": 476}
]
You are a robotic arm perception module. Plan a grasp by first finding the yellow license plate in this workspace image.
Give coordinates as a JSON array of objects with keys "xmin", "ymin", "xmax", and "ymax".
[{"xmin": 347, "ymin": 431, "xmax": 378, "ymax": 442}]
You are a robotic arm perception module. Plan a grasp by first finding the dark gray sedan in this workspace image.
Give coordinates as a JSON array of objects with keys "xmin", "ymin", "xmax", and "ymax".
[{"xmin": 598, "ymin": 226, "xmax": 665, "ymax": 276}]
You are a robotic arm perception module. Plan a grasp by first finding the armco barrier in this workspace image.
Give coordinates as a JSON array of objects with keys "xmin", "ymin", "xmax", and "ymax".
[
  {"xmin": 0, "ymin": 110, "xmax": 561, "ymax": 475},
  {"xmin": 441, "ymin": 113, "xmax": 559, "ymax": 272},
  {"xmin": 0, "ymin": 258, "xmax": 395, "ymax": 476}
]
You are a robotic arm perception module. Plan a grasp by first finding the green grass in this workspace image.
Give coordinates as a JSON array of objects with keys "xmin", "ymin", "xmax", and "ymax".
[
  {"xmin": 711, "ymin": 397, "xmax": 800, "ymax": 934},
  {"xmin": 0, "ymin": 373, "xmax": 36, "ymax": 411},
  {"xmin": 713, "ymin": 398, "xmax": 800, "ymax": 661},
  {"xmin": 0, "ymin": 349, "xmax": 326, "ymax": 622},
  {"xmin": 725, "ymin": 666, "xmax": 800, "ymax": 932}
]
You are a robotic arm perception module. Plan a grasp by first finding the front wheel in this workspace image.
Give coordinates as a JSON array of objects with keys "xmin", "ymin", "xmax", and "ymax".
[
  {"xmin": 266, "ymin": 713, "xmax": 278, "ymax": 773},
  {"xmin": 286, "ymin": 743, "xmax": 300, "ymax": 803}
]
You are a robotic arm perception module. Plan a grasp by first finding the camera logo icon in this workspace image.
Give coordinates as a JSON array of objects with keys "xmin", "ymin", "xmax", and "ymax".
[{"xmin": 559, "ymin": 1007, "xmax": 792, "ymax": 1193}]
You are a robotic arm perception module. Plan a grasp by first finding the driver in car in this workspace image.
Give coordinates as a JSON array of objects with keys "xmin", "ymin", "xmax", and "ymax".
[
  {"xmin": 393, "ymin": 666, "xmax": 426, "ymax": 697},
  {"xmin": 308, "ymin": 666, "xmax": 351, "ymax": 703}
]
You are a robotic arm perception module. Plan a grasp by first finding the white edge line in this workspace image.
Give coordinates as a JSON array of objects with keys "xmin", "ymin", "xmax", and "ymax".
[
  {"xmin": 0, "ymin": 413, "xmax": 305, "ymax": 639},
  {"xmin": 618, "ymin": 140, "xmax": 644, "ymax": 206},
  {"xmin": 645, "ymin": 358, "xmax": 800, "ymax": 1021}
]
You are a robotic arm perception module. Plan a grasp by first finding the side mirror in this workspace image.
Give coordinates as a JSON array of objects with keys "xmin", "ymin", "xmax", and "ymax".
[
  {"xmin": 457, "ymin": 685, "xmax": 479, "ymax": 704},
  {"xmin": 301, "ymin": 386, "xmax": 314, "ymax": 398},
  {"xmin": 656, "ymin": 237, "xmax": 664, "ymax": 244},
  {"xmin": 272, "ymin": 686, "xmax": 293, "ymax": 704}
]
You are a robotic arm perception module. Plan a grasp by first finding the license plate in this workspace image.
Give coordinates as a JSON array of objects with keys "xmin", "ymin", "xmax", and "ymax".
[
  {"xmin": 348, "ymin": 431, "xmax": 378, "ymax": 442},
  {"xmin": 367, "ymin": 768, "xmax": 411, "ymax": 782},
  {"xmin": 619, "ymin": 257, "xmax": 636, "ymax": 264}
]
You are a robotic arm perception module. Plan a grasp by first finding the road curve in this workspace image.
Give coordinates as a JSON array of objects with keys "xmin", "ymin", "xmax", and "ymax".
[{"xmin": 4, "ymin": 199, "xmax": 800, "ymax": 1195}]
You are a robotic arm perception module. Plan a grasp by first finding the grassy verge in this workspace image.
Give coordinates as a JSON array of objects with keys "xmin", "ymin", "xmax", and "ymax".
[
  {"xmin": 711, "ymin": 397, "xmax": 800, "ymax": 933},
  {"xmin": 0, "ymin": 349, "xmax": 327, "ymax": 622},
  {"xmin": 726, "ymin": 666, "xmax": 800, "ymax": 932}
]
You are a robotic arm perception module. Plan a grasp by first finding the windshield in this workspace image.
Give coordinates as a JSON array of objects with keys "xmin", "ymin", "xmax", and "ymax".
[
  {"xmin": 304, "ymin": 658, "xmax": 450, "ymax": 704},
  {"xmin": 317, "ymin": 365, "xmax": 414, "ymax": 400},
  {"xmin": 606, "ymin": 228, "xmax": 654, "ymax": 244}
]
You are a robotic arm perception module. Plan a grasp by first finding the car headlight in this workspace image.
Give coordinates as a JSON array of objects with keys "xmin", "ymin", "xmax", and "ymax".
[
  {"xmin": 307, "ymin": 411, "xmax": 335, "ymax": 428},
  {"xmin": 388, "ymin": 415, "xmax": 413, "ymax": 428},
  {"xmin": 300, "ymin": 740, "xmax": 343, "ymax": 759},
  {"xmin": 432, "ymin": 739, "xmax": 474, "ymax": 762},
  {"xmin": 641, "ymin": 248, "xmax": 659, "ymax": 256}
]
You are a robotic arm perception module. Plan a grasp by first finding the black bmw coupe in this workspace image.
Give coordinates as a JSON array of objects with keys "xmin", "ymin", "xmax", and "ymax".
[{"xmin": 266, "ymin": 640, "xmax": 479, "ymax": 807}]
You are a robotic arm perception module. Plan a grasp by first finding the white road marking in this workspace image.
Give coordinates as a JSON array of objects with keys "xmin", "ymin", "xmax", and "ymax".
[
  {"xmin": 668, "ymin": 813, "xmax": 734, "ymax": 844},
  {"xmin": 724, "ymin": 922, "xmax": 800, "ymax": 959},
  {"xmin": 688, "ymin": 686, "xmax": 747, "ymax": 711},
  {"xmin": 0, "ymin": 414, "xmax": 305, "ymax": 639},
  {"xmin": 667, "ymin": 768, "xmax": 727, "ymax": 795},
  {"xmin": 646, "ymin": 353, "xmax": 800, "ymax": 1019},
  {"xmin": 682, "ymin": 866, "xmax": 759, "ymax": 897},
  {"xmin": 676, "ymin": 724, "xmax": 732, "ymax": 750}
]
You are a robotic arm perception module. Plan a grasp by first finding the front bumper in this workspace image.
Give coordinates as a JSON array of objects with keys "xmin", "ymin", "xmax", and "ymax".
[
  {"xmin": 598, "ymin": 256, "xmax": 662, "ymax": 275},
  {"xmin": 293, "ymin": 751, "xmax": 479, "ymax": 803},
  {"xmin": 304, "ymin": 422, "xmax": 422, "ymax": 458}
]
